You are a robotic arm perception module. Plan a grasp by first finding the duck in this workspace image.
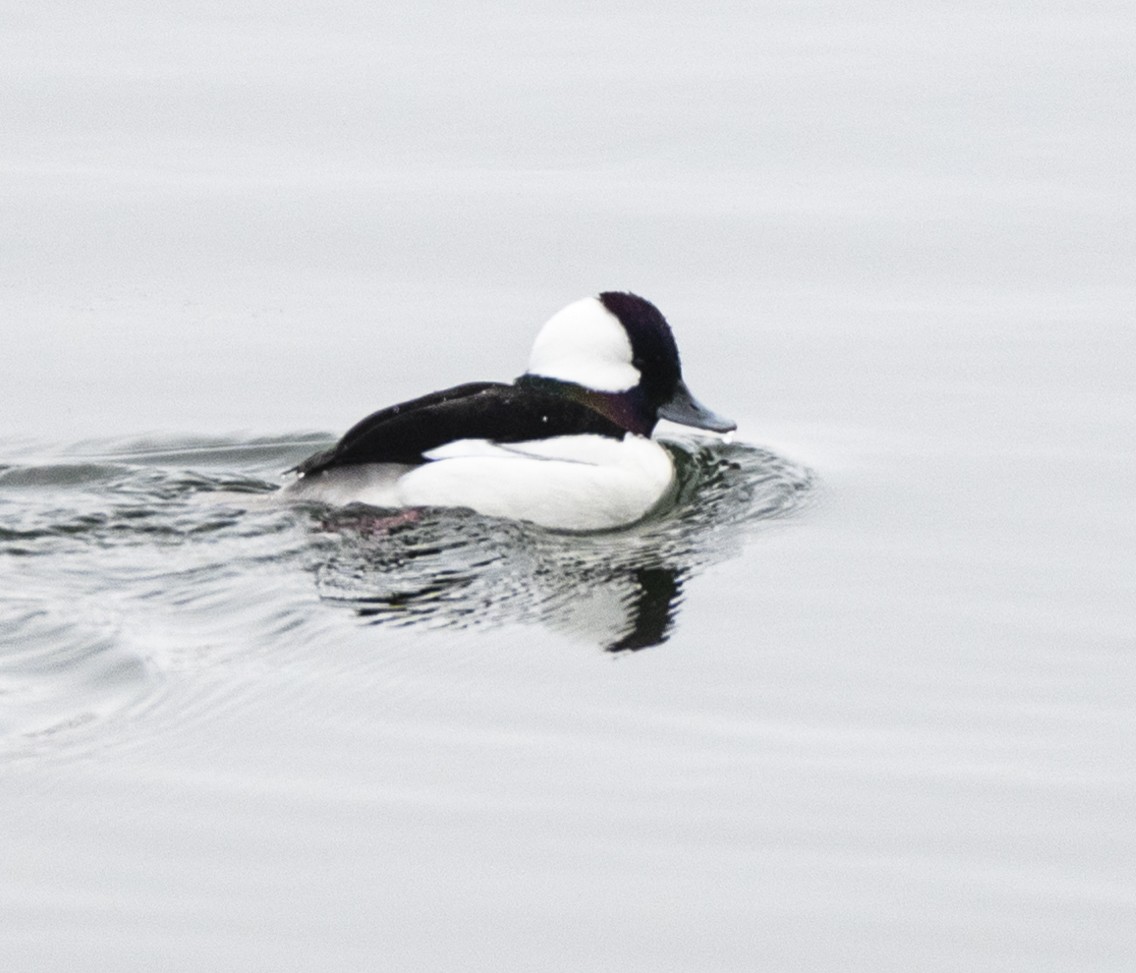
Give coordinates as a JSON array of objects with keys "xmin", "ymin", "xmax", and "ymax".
[{"xmin": 282, "ymin": 291, "xmax": 735, "ymax": 531}]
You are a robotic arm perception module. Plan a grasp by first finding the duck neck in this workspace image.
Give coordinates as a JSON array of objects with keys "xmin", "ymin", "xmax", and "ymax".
[{"xmin": 516, "ymin": 374, "xmax": 655, "ymax": 437}]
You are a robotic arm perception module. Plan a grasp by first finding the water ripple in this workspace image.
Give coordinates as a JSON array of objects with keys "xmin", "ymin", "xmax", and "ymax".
[
  {"xmin": 0, "ymin": 432, "xmax": 812, "ymax": 757},
  {"xmin": 312, "ymin": 437, "xmax": 813, "ymax": 651}
]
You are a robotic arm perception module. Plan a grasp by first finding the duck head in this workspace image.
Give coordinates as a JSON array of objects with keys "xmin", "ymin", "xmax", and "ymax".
[{"xmin": 520, "ymin": 291, "xmax": 736, "ymax": 437}]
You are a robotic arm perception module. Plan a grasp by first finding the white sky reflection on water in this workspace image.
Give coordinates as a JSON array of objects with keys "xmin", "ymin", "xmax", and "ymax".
[{"xmin": 2, "ymin": 1, "xmax": 1135, "ymax": 971}]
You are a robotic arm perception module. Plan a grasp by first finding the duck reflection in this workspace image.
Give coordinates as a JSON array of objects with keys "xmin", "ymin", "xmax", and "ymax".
[
  {"xmin": 308, "ymin": 440, "xmax": 811, "ymax": 652},
  {"xmin": 605, "ymin": 567, "xmax": 684, "ymax": 652},
  {"xmin": 345, "ymin": 554, "xmax": 686, "ymax": 653}
]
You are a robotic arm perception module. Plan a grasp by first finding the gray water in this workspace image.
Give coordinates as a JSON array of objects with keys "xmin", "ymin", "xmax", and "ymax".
[{"xmin": 3, "ymin": 2, "xmax": 1135, "ymax": 971}]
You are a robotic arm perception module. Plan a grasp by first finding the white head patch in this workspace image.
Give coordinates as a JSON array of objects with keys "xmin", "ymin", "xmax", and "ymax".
[{"xmin": 524, "ymin": 297, "xmax": 640, "ymax": 392}]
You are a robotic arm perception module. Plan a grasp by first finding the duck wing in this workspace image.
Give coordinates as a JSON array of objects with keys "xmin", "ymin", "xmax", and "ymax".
[{"xmin": 291, "ymin": 381, "xmax": 625, "ymax": 476}]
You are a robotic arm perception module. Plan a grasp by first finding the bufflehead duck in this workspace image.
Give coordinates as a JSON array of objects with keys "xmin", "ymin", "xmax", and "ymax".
[{"xmin": 283, "ymin": 291, "xmax": 735, "ymax": 531}]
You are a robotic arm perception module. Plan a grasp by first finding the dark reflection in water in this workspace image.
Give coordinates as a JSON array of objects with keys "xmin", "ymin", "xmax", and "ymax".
[
  {"xmin": 310, "ymin": 439, "xmax": 812, "ymax": 652},
  {"xmin": 606, "ymin": 568, "xmax": 683, "ymax": 652}
]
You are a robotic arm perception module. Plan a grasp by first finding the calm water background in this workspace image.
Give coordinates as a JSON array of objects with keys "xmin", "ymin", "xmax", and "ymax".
[{"xmin": 3, "ymin": 2, "xmax": 1135, "ymax": 970}]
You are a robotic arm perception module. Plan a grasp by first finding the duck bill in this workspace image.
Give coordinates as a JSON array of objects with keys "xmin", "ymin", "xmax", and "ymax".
[{"xmin": 657, "ymin": 380, "xmax": 736, "ymax": 433}]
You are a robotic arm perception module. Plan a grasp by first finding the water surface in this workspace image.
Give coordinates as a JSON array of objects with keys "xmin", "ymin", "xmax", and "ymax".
[
  {"xmin": 1, "ymin": 433, "xmax": 810, "ymax": 756},
  {"xmin": 3, "ymin": 2, "xmax": 1135, "ymax": 971}
]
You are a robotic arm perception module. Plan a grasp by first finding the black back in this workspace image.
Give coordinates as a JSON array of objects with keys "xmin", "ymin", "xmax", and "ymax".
[{"xmin": 292, "ymin": 381, "xmax": 627, "ymax": 476}]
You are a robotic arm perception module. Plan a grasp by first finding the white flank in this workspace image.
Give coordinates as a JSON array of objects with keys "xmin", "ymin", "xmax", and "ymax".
[
  {"xmin": 401, "ymin": 434, "xmax": 675, "ymax": 531},
  {"xmin": 279, "ymin": 435, "xmax": 676, "ymax": 531},
  {"xmin": 524, "ymin": 296, "xmax": 640, "ymax": 392}
]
